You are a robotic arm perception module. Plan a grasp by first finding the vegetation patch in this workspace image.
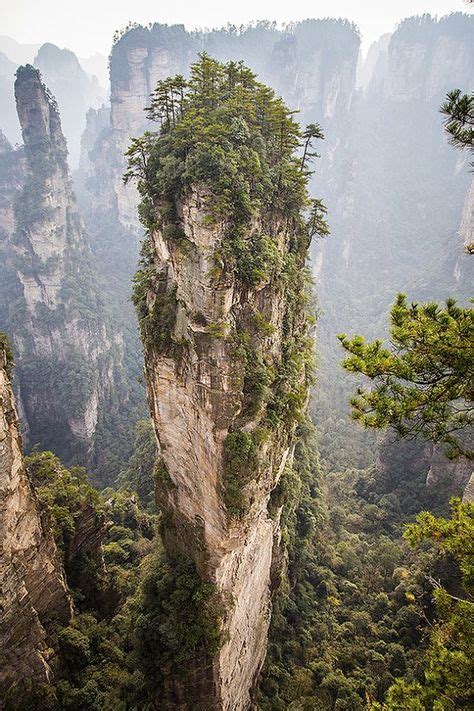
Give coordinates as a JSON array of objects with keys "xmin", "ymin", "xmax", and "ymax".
[
  {"xmin": 0, "ymin": 331, "xmax": 13, "ymax": 376},
  {"xmin": 222, "ymin": 429, "xmax": 259, "ymax": 517},
  {"xmin": 27, "ymin": 450, "xmax": 103, "ymax": 552},
  {"xmin": 132, "ymin": 552, "xmax": 228, "ymax": 681},
  {"xmin": 125, "ymin": 53, "xmax": 328, "ymax": 292}
]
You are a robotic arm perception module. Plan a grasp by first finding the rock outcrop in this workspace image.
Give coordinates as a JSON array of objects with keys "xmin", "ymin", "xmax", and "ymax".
[
  {"xmin": 74, "ymin": 20, "xmax": 359, "ymax": 488},
  {"xmin": 453, "ymin": 177, "xmax": 474, "ymax": 286},
  {"xmin": 82, "ymin": 20, "xmax": 358, "ymax": 239},
  {"xmin": 0, "ymin": 339, "xmax": 72, "ymax": 697},
  {"xmin": 0, "ymin": 65, "xmax": 123, "ymax": 474},
  {"xmin": 0, "ymin": 42, "xmax": 106, "ymax": 162},
  {"xmin": 0, "ymin": 51, "xmax": 21, "ymax": 145},
  {"xmin": 141, "ymin": 190, "xmax": 301, "ymax": 708},
  {"xmin": 33, "ymin": 43, "xmax": 106, "ymax": 168},
  {"xmin": 130, "ymin": 59, "xmax": 316, "ymax": 705},
  {"xmin": 376, "ymin": 436, "xmax": 472, "ymax": 502},
  {"xmin": 462, "ymin": 473, "xmax": 474, "ymax": 503},
  {"xmin": 426, "ymin": 445, "xmax": 472, "ymax": 492}
]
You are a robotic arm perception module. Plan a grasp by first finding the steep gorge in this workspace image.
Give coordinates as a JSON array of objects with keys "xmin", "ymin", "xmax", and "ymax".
[
  {"xmin": 313, "ymin": 12, "xmax": 474, "ymax": 471},
  {"xmin": 0, "ymin": 13, "xmax": 471, "ymax": 711},
  {"xmin": 0, "ymin": 337, "xmax": 72, "ymax": 698}
]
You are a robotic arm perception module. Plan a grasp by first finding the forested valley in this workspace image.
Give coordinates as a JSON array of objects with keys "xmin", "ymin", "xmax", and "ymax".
[{"xmin": 0, "ymin": 8, "xmax": 472, "ymax": 711}]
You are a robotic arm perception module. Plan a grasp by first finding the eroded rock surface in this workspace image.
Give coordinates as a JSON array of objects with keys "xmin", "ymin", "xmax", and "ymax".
[
  {"xmin": 0, "ymin": 66, "xmax": 123, "ymax": 470},
  {"xmin": 142, "ymin": 188, "xmax": 308, "ymax": 709},
  {"xmin": 0, "ymin": 342, "xmax": 72, "ymax": 696}
]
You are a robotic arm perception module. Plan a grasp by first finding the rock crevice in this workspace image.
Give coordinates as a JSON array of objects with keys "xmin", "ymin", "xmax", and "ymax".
[
  {"xmin": 142, "ymin": 187, "xmax": 308, "ymax": 709},
  {"xmin": 0, "ymin": 341, "xmax": 72, "ymax": 696}
]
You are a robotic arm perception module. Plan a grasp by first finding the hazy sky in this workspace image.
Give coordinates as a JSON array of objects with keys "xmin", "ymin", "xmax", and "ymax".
[{"xmin": 1, "ymin": 0, "xmax": 471, "ymax": 58}]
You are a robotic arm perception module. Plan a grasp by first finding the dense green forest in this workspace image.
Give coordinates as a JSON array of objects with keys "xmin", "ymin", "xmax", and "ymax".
[
  {"xmin": 7, "ymin": 409, "xmax": 472, "ymax": 709},
  {"xmin": 1, "ymin": 22, "xmax": 473, "ymax": 711}
]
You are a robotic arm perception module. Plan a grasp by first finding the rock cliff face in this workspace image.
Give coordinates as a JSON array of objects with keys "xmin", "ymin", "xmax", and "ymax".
[
  {"xmin": 426, "ymin": 445, "xmax": 472, "ymax": 492},
  {"xmin": 142, "ymin": 190, "xmax": 302, "ymax": 708},
  {"xmin": 453, "ymin": 178, "xmax": 474, "ymax": 285},
  {"xmin": 33, "ymin": 43, "xmax": 106, "ymax": 168},
  {"xmin": 140, "ymin": 174, "xmax": 310, "ymax": 708},
  {"xmin": 0, "ymin": 340, "xmax": 72, "ymax": 696},
  {"xmin": 0, "ymin": 66, "xmax": 122, "ymax": 473},
  {"xmin": 89, "ymin": 20, "xmax": 358, "ymax": 236},
  {"xmin": 74, "ymin": 20, "xmax": 357, "ymax": 486},
  {"xmin": 315, "ymin": 12, "xmax": 473, "ymax": 330},
  {"xmin": 376, "ymin": 435, "xmax": 472, "ymax": 501},
  {"xmin": 76, "ymin": 104, "xmax": 141, "ymax": 287},
  {"xmin": 109, "ymin": 21, "xmax": 358, "ymax": 148},
  {"xmin": 0, "ymin": 42, "xmax": 106, "ymax": 161},
  {"xmin": 0, "ymin": 51, "xmax": 21, "ymax": 144},
  {"xmin": 312, "ymin": 13, "xmax": 474, "ymax": 469}
]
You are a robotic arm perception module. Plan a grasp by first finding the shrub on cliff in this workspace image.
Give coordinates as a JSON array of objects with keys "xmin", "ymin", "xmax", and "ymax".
[
  {"xmin": 132, "ymin": 552, "xmax": 228, "ymax": 680},
  {"xmin": 125, "ymin": 53, "xmax": 328, "ymax": 289}
]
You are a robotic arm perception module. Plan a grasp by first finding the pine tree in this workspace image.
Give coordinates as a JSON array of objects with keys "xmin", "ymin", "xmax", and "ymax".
[
  {"xmin": 339, "ymin": 295, "xmax": 473, "ymax": 459},
  {"xmin": 440, "ymin": 89, "xmax": 473, "ymax": 160},
  {"xmin": 300, "ymin": 123, "xmax": 324, "ymax": 173}
]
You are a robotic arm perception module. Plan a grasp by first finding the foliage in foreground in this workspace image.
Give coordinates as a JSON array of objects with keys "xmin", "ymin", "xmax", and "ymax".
[
  {"xmin": 440, "ymin": 89, "xmax": 473, "ymax": 162},
  {"xmin": 258, "ymin": 432, "xmax": 455, "ymax": 710},
  {"xmin": 339, "ymin": 295, "xmax": 473, "ymax": 459},
  {"xmin": 373, "ymin": 499, "xmax": 474, "ymax": 709},
  {"xmin": 5, "ymin": 445, "xmax": 231, "ymax": 710}
]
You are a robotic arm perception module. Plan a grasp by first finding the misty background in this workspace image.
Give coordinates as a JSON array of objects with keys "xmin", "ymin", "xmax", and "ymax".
[{"xmin": 0, "ymin": 4, "xmax": 472, "ymax": 477}]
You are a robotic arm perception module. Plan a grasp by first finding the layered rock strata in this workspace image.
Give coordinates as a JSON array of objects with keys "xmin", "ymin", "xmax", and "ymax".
[
  {"xmin": 141, "ymin": 186, "xmax": 310, "ymax": 709},
  {"xmin": 0, "ymin": 65, "xmax": 122, "ymax": 468},
  {"xmin": 0, "ymin": 341, "xmax": 72, "ymax": 696}
]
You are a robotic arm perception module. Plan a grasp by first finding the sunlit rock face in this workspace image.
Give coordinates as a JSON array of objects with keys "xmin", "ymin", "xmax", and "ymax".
[
  {"xmin": 141, "ymin": 184, "xmax": 308, "ymax": 709},
  {"xmin": 0, "ymin": 66, "xmax": 121, "ymax": 471},
  {"xmin": 0, "ymin": 342, "xmax": 72, "ymax": 696}
]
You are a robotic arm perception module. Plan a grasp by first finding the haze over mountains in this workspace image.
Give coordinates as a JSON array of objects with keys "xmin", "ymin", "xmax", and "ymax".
[
  {"xmin": 0, "ymin": 11, "xmax": 472, "ymax": 708},
  {"xmin": 0, "ymin": 35, "xmax": 107, "ymax": 160},
  {"xmin": 0, "ymin": 13, "xmax": 472, "ymax": 478}
]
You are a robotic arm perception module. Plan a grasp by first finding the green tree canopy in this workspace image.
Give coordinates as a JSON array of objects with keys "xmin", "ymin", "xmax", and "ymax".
[
  {"xmin": 124, "ymin": 53, "xmax": 328, "ymax": 249},
  {"xmin": 339, "ymin": 294, "xmax": 473, "ymax": 458},
  {"xmin": 440, "ymin": 89, "xmax": 473, "ymax": 159},
  {"xmin": 373, "ymin": 499, "xmax": 474, "ymax": 710}
]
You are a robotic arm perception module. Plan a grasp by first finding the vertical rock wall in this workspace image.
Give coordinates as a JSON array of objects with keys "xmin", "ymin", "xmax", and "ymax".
[
  {"xmin": 0, "ymin": 65, "xmax": 123, "ymax": 470},
  {"xmin": 142, "ymin": 188, "xmax": 309, "ymax": 709},
  {"xmin": 312, "ymin": 13, "xmax": 474, "ymax": 469},
  {"xmin": 0, "ymin": 341, "xmax": 72, "ymax": 696}
]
